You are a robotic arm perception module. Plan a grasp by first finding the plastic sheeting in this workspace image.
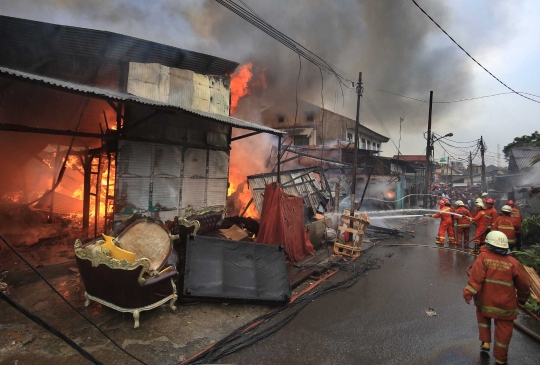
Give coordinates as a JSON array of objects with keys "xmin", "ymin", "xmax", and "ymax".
[
  {"xmin": 183, "ymin": 236, "xmax": 290, "ymax": 303},
  {"xmin": 256, "ymin": 183, "xmax": 314, "ymax": 263}
]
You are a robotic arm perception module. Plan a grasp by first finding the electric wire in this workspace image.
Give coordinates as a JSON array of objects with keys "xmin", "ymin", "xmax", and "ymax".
[
  {"xmin": 0, "ymin": 234, "xmax": 148, "ymax": 365},
  {"xmin": 0, "ymin": 291, "xmax": 104, "ymax": 365},
  {"xmin": 410, "ymin": 0, "xmax": 540, "ymax": 105},
  {"xmin": 183, "ymin": 257, "xmax": 382, "ymax": 365}
]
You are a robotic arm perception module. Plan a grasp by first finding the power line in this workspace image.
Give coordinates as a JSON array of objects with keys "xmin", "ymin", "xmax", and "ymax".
[{"xmin": 410, "ymin": 0, "xmax": 540, "ymax": 105}]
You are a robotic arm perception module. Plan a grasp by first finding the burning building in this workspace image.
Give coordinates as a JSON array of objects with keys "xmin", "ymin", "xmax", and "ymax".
[{"xmin": 0, "ymin": 16, "xmax": 284, "ymax": 268}]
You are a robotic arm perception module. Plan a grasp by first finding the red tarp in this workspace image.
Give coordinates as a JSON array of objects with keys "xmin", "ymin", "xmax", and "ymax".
[{"xmin": 256, "ymin": 183, "xmax": 314, "ymax": 263}]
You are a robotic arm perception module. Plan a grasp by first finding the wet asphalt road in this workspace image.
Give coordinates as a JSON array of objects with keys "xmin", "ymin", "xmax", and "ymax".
[{"xmin": 217, "ymin": 219, "xmax": 540, "ymax": 365}]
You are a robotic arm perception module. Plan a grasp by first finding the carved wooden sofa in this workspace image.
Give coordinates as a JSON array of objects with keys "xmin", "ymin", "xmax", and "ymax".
[{"xmin": 75, "ymin": 219, "xmax": 179, "ymax": 328}]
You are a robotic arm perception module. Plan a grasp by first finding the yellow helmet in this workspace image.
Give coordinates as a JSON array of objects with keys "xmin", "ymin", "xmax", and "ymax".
[
  {"xmin": 481, "ymin": 192, "xmax": 488, "ymax": 197},
  {"xmin": 476, "ymin": 202, "xmax": 484, "ymax": 209},
  {"xmin": 475, "ymin": 198, "xmax": 482, "ymax": 203},
  {"xmin": 455, "ymin": 200, "xmax": 465, "ymax": 206},
  {"xmin": 485, "ymin": 231, "xmax": 509, "ymax": 249},
  {"xmin": 501, "ymin": 205, "xmax": 512, "ymax": 213}
]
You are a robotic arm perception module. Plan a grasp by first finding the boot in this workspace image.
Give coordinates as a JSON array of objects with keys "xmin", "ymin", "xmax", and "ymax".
[{"xmin": 480, "ymin": 342, "xmax": 490, "ymax": 351}]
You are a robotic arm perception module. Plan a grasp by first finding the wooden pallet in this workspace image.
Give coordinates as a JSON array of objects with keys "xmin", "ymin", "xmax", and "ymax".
[{"xmin": 333, "ymin": 241, "xmax": 362, "ymax": 258}]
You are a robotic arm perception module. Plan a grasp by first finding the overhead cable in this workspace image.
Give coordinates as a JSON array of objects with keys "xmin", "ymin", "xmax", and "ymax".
[{"xmin": 410, "ymin": 0, "xmax": 540, "ymax": 105}]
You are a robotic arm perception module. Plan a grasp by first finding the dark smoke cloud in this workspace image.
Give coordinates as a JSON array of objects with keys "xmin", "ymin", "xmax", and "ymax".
[{"xmin": 0, "ymin": 0, "xmax": 512, "ymax": 154}]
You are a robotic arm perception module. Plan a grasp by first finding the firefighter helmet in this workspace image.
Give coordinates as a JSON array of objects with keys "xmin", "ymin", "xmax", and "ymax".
[
  {"xmin": 476, "ymin": 202, "xmax": 485, "ymax": 209},
  {"xmin": 501, "ymin": 205, "xmax": 512, "ymax": 213},
  {"xmin": 485, "ymin": 231, "xmax": 509, "ymax": 249},
  {"xmin": 438, "ymin": 199, "xmax": 445, "ymax": 206},
  {"xmin": 507, "ymin": 200, "xmax": 515, "ymax": 207},
  {"xmin": 443, "ymin": 198, "xmax": 450, "ymax": 205},
  {"xmin": 486, "ymin": 198, "xmax": 495, "ymax": 205},
  {"xmin": 455, "ymin": 200, "xmax": 465, "ymax": 206},
  {"xmin": 481, "ymin": 192, "xmax": 488, "ymax": 197},
  {"xmin": 475, "ymin": 198, "xmax": 482, "ymax": 203}
]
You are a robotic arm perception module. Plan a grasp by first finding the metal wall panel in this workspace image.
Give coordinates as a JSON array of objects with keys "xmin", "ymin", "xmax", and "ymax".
[
  {"xmin": 206, "ymin": 179, "xmax": 228, "ymax": 206},
  {"xmin": 181, "ymin": 178, "xmax": 206, "ymax": 208}
]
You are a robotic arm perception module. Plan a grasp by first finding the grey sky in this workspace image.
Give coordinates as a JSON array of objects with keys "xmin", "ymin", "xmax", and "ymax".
[{"xmin": 1, "ymin": 0, "xmax": 538, "ymax": 167}]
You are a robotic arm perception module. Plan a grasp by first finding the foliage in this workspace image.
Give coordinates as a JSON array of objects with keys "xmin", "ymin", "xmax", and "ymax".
[
  {"xmin": 513, "ymin": 244, "xmax": 540, "ymax": 274},
  {"xmin": 502, "ymin": 131, "xmax": 540, "ymax": 159},
  {"xmin": 523, "ymin": 297, "xmax": 540, "ymax": 313},
  {"xmin": 521, "ymin": 216, "xmax": 540, "ymax": 235}
]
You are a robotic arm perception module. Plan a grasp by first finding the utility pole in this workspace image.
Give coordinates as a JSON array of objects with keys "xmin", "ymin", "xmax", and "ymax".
[
  {"xmin": 469, "ymin": 151, "xmax": 473, "ymax": 187},
  {"xmin": 423, "ymin": 91, "xmax": 433, "ymax": 208},
  {"xmin": 450, "ymin": 157, "xmax": 453, "ymax": 184},
  {"xmin": 350, "ymin": 72, "xmax": 362, "ymax": 221},
  {"xmin": 480, "ymin": 136, "xmax": 487, "ymax": 192}
]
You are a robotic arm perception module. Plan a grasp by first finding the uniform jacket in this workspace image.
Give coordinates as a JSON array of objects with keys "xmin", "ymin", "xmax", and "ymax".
[
  {"xmin": 493, "ymin": 215, "xmax": 517, "ymax": 244},
  {"xmin": 471, "ymin": 209, "xmax": 488, "ymax": 235},
  {"xmin": 455, "ymin": 206, "xmax": 471, "ymax": 227},
  {"xmin": 464, "ymin": 246, "xmax": 530, "ymax": 320},
  {"xmin": 471, "ymin": 206, "xmax": 480, "ymax": 219},
  {"xmin": 483, "ymin": 207, "xmax": 498, "ymax": 228},
  {"xmin": 433, "ymin": 206, "xmax": 453, "ymax": 224},
  {"xmin": 511, "ymin": 207, "xmax": 522, "ymax": 233}
]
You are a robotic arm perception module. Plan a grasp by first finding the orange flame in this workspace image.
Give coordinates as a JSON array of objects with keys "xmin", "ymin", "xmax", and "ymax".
[
  {"xmin": 230, "ymin": 62, "xmax": 253, "ymax": 115},
  {"xmin": 227, "ymin": 165, "xmax": 259, "ymax": 219}
]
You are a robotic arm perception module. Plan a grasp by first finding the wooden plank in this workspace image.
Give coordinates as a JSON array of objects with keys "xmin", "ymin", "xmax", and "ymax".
[{"xmin": 338, "ymin": 226, "xmax": 364, "ymax": 234}]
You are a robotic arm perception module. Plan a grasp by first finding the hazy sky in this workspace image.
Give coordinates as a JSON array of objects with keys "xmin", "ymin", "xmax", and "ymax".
[{"xmin": 1, "ymin": 0, "xmax": 538, "ymax": 167}]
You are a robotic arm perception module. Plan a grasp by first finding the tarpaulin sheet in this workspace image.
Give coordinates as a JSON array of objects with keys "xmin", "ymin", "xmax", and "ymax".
[
  {"xmin": 184, "ymin": 236, "xmax": 290, "ymax": 303},
  {"xmin": 256, "ymin": 183, "xmax": 314, "ymax": 263}
]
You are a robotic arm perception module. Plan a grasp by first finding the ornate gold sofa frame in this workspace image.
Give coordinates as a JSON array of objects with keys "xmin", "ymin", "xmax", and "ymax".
[
  {"xmin": 179, "ymin": 205, "xmax": 226, "ymax": 236},
  {"xmin": 74, "ymin": 239, "xmax": 178, "ymax": 328}
]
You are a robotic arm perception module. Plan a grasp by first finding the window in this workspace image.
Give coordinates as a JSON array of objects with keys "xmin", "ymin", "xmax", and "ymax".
[
  {"xmin": 347, "ymin": 133, "xmax": 353, "ymax": 142},
  {"xmin": 361, "ymin": 138, "xmax": 366, "ymax": 149},
  {"xmin": 367, "ymin": 140, "xmax": 371, "ymax": 150},
  {"xmin": 278, "ymin": 115, "xmax": 285, "ymax": 123},
  {"xmin": 377, "ymin": 143, "xmax": 380, "ymax": 150},
  {"xmin": 293, "ymin": 135, "xmax": 309, "ymax": 146},
  {"xmin": 306, "ymin": 111, "xmax": 314, "ymax": 122}
]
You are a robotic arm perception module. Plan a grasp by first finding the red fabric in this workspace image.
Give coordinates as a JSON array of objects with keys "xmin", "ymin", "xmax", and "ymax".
[
  {"xmin": 463, "ymin": 246, "xmax": 530, "ymax": 321},
  {"xmin": 455, "ymin": 206, "xmax": 472, "ymax": 226},
  {"xmin": 256, "ymin": 183, "xmax": 314, "ymax": 263},
  {"xmin": 476, "ymin": 308, "xmax": 514, "ymax": 362},
  {"xmin": 456, "ymin": 227, "xmax": 470, "ymax": 245}
]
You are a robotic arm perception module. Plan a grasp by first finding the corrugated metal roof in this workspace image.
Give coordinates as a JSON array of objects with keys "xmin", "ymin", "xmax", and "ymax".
[
  {"xmin": 509, "ymin": 147, "xmax": 540, "ymax": 170},
  {"xmin": 0, "ymin": 15, "xmax": 239, "ymax": 87},
  {"xmin": 247, "ymin": 168, "xmax": 330, "ymax": 215},
  {"xmin": 0, "ymin": 66, "xmax": 285, "ymax": 135}
]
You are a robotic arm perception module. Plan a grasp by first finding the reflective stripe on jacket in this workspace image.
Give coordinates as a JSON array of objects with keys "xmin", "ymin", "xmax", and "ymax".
[
  {"xmin": 455, "ymin": 206, "xmax": 471, "ymax": 227},
  {"xmin": 463, "ymin": 246, "xmax": 530, "ymax": 320},
  {"xmin": 471, "ymin": 210, "xmax": 488, "ymax": 235},
  {"xmin": 483, "ymin": 207, "xmax": 498, "ymax": 229},
  {"xmin": 493, "ymin": 216, "xmax": 517, "ymax": 244}
]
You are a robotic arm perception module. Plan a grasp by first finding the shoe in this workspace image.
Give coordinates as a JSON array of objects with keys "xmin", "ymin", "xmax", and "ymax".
[
  {"xmin": 495, "ymin": 360, "xmax": 507, "ymax": 365},
  {"xmin": 480, "ymin": 342, "xmax": 490, "ymax": 351}
]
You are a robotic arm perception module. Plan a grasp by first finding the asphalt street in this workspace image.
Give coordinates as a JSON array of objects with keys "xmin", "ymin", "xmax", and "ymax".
[{"xmin": 217, "ymin": 218, "xmax": 540, "ymax": 365}]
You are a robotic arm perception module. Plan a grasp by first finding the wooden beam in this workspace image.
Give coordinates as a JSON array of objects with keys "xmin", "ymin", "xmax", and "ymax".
[
  {"xmin": 0, "ymin": 123, "xmax": 104, "ymax": 138},
  {"xmin": 231, "ymin": 131, "xmax": 262, "ymax": 141}
]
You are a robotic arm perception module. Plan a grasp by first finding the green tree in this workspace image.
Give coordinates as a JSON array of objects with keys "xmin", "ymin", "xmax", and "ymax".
[{"xmin": 503, "ymin": 131, "xmax": 540, "ymax": 159}]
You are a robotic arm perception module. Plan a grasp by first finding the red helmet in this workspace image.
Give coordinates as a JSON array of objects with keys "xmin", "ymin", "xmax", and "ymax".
[
  {"xmin": 486, "ymin": 198, "xmax": 495, "ymax": 204},
  {"xmin": 443, "ymin": 198, "xmax": 450, "ymax": 205},
  {"xmin": 438, "ymin": 199, "xmax": 445, "ymax": 206},
  {"xmin": 507, "ymin": 200, "xmax": 515, "ymax": 207}
]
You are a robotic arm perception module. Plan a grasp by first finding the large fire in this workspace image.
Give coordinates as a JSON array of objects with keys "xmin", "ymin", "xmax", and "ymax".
[
  {"xmin": 230, "ymin": 63, "xmax": 253, "ymax": 115},
  {"xmin": 228, "ymin": 165, "xmax": 259, "ymax": 219}
]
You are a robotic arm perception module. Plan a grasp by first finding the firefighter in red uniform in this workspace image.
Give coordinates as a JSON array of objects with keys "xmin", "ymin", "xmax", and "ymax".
[
  {"xmin": 463, "ymin": 231, "xmax": 530, "ymax": 365},
  {"xmin": 470, "ymin": 202, "xmax": 488, "ymax": 253},
  {"xmin": 483, "ymin": 198, "xmax": 498, "ymax": 233},
  {"xmin": 454, "ymin": 200, "xmax": 471, "ymax": 246},
  {"xmin": 507, "ymin": 200, "xmax": 522, "ymax": 251},
  {"xmin": 493, "ymin": 205, "xmax": 517, "ymax": 250},
  {"xmin": 431, "ymin": 199, "xmax": 456, "ymax": 244}
]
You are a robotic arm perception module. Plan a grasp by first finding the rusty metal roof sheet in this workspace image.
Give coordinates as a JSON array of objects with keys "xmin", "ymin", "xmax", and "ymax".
[
  {"xmin": 509, "ymin": 147, "xmax": 540, "ymax": 170},
  {"xmin": 0, "ymin": 15, "xmax": 239, "ymax": 86},
  {"xmin": 0, "ymin": 66, "xmax": 285, "ymax": 135}
]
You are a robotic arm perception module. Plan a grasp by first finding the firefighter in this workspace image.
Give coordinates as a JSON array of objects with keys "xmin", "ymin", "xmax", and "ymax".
[
  {"xmin": 484, "ymin": 198, "xmax": 498, "ymax": 232},
  {"xmin": 470, "ymin": 198, "xmax": 483, "ymax": 218},
  {"xmin": 454, "ymin": 200, "xmax": 472, "ymax": 246},
  {"xmin": 481, "ymin": 192, "xmax": 489, "ymax": 204},
  {"xmin": 493, "ymin": 205, "xmax": 517, "ymax": 250},
  {"xmin": 470, "ymin": 201, "xmax": 488, "ymax": 253},
  {"xmin": 430, "ymin": 199, "xmax": 456, "ymax": 245},
  {"xmin": 463, "ymin": 231, "xmax": 530, "ymax": 365},
  {"xmin": 507, "ymin": 200, "xmax": 523, "ymax": 251}
]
